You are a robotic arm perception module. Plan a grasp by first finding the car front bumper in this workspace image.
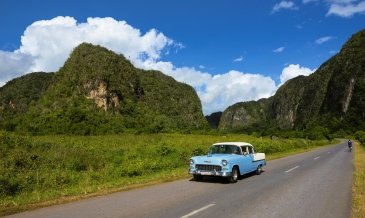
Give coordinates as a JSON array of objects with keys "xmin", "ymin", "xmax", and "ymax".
[{"xmin": 189, "ymin": 169, "xmax": 232, "ymax": 177}]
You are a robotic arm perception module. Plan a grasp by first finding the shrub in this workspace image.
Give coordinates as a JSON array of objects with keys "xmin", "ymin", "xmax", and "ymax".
[{"xmin": 0, "ymin": 176, "xmax": 20, "ymax": 197}]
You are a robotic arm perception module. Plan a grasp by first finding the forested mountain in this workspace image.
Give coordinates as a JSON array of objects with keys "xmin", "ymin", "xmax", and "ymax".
[
  {"xmin": 205, "ymin": 112, "xmax": 222, "ymax": 129},
  {"xmin": 0, "ymin": 72, "xmax": 54, "ymax": 130},
  {"xmin": 0, "ymin": 43, "xmax": 208, "ymax": 134},
  {"xmin": 2, "ymin": 29, "xmax": 364, "ymax": 136},
  {"xmin": 219, "ymin": 29, "xmax": 365, "ymax": 134}
]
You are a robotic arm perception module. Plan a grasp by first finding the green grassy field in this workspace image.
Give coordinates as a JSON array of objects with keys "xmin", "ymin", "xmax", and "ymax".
[
  {"xmin": 0, "ymin": 131, "xmax": 333, "ymax": 216},
  {"xmin": 352, "ymin": 142, "xmax": 365, "ymax": 218}
]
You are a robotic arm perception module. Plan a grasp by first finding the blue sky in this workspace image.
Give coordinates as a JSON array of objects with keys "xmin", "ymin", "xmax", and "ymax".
[{"xmin": 0, "ymin": 0, "xmax": 364, "ymax": 114}]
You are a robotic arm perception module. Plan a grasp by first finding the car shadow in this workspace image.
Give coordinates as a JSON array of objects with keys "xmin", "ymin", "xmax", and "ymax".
[{"xmin": 189, "ymin": 171, "xmax": 263, "ymax": 184}]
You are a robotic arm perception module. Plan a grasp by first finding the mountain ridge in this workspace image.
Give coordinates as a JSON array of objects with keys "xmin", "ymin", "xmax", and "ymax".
[
  {"xmin": 219, "ymin": 29, "xmax": 365, "ymax": 134},
  {"xmin": 0, "ymin": 43, "xmax": 208, "ymax": 134}
]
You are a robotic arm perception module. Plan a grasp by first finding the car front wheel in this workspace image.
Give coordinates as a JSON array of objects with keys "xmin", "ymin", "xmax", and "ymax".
[{"xmin": 228, "ymin": 166, "xmax": 239, "ymax": 183}]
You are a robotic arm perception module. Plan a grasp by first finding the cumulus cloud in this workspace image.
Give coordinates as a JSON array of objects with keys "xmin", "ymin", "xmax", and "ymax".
[
  {"xmin": 136, "ymin": 59, "xmax": 277, "ymax": 114},
  {"xmin": 198, "ymin": 71, "xmax": 276, "ymax": 115},
  {"xmin": 16, "ymin": 16, "xmax": 173, "ymax": 73},
  {"xmin": 272, "ymin": 1, "xmax": 298, "ymax": 13},
  {"xmin": 273, "ymin": 47, "xmax": 285, "ymax": 53},
  {"xmin": 326, "ymin": 1, "xmax": 365, "ymax": 17},
  {"xmin": 233, "ymin": 56, "xmax": 243, "ymax": 62},
  {"xmin": 0, "ymin": 16, "xmax": 279, "ymax": 115},
  {"xmin": 315, "ymin": 36, "xmax": 333, "ymax": 44},
  {"xmin": 0, "ymin": 50, "xmax": 34, "ymax": 86},
  {"xmin": 279, "ymin": 64, "xmax": 316, "ymax": 86},
  {"xmin": 303, "ymin": 0, "xmax": 318, "ymax": 4}
]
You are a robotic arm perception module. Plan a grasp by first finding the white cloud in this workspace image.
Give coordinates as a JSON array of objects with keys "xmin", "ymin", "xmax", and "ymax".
[
  {"xmin": 326, "ymin": 1, "xmax": 365, "ymax": 17},
  {"xmin": 0, "ymin": 50, "xmax": 33, "ymax": 86},
  {"xmin": 0, "ymin": 16, "xmax": 174, "ymax": 82},
  {"xmin": 197, "ymin": 71, "xmax": 276, "ymax": 114},
  {"xmin": 272, "ymin": 1, "xmax": 298, "ymax": 13},
  {"xmin": 233, "ymin": 56, "xmax": 243, "ymax": 62},
  {"xmin": 273, "ymin": 47, "xmax": 285, "ymax": 53},
  {"xmin": 136, "ymin": 59, "xmax": 277, "ymax": 115},
  {"xmin": 0, "ymin": 16, "xmax": 279, "ymax": 115},
  {"xmin": 17, "ymin": 16, "xmax": 173, "ymax": 73},
  {"xmin": 303, "ymin": 0, "xmax": 318, "ymax": 4},
  {"xmin": 315, "ymin": 36, "xmax": 333, "ymax": 44},
  {"xmin": 327, "ymin": 0, "xmax": 358, "ymax": 4},
  {"xmin": 279, "ymin": 64, "xmax": 316, "ymax": 86},
  {"xmin": 199, "ymin": 65, "xmax": 205, "ymax": 69}
]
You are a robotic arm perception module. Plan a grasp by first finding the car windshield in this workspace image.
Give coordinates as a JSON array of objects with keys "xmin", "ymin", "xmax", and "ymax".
[{"xmin": 209, "ymin": 144, "xmax": 239, "ymax": 154}]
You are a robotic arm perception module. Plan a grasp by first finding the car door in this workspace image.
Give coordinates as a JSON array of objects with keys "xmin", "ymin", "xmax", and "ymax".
[
  {"xmin": 247, "ymin": 146, "xmax": 256, "ymax": 172},
  {"xmin": 239, "ymin": 146, "xmax": 254, "ymax": 174}
]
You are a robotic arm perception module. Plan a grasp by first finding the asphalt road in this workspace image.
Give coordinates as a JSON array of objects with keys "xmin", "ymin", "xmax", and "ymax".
[{"xmin": 6, "ymin": 142, "xmax": 353, "ymax": 218}]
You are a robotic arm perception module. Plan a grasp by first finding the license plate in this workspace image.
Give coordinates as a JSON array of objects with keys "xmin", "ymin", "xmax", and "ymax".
[{"xmin": 200, "ymin": 171, "xmax": 213, "ymax": 175}]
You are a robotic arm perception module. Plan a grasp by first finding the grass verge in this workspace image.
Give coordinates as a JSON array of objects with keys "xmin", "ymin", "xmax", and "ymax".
[
  {"xmin": 352, "ymin": 142, "xmax": 365, "ymax": 218},
  {"xmin": 0, "ymin": 132, "xmax": 334, "ymax": 216}
]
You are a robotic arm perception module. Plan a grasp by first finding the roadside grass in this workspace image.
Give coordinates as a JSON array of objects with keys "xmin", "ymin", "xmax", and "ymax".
[
  {"xmin": 0, "ymin": 132, "xmax": 334, "ymax": 216},
  {"xmin": 352, "ymin": 142, "xmax": 365, "ymax": 218}
]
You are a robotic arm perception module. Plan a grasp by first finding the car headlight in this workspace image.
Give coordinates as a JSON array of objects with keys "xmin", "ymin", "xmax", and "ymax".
[
  {"xmin": 222, "ymin": 160, "xmax": 228, "ymax": 166},
  {"xmin": 190, "ymin": 159, "xmax": 194, "ymax": 165}
]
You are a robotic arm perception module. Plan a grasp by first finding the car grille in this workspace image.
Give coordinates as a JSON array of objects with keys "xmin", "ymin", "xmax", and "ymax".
[{"xmin": 196, "ymin": 164, "xmax": 222, "ymax": 172}]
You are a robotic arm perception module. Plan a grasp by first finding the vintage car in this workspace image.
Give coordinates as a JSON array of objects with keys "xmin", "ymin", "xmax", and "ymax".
[{"xmin": 189, "ymin": 142, "xmax": 266, "ymax": 183}]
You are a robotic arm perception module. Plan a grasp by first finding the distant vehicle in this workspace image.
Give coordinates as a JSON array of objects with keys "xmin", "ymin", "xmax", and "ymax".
[{"xmin": 189, "ymin": 142, "xmax": 266, "ymax": 183}]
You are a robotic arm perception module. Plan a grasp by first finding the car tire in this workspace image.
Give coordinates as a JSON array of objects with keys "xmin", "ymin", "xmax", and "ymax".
[
  {"xmin": 228, "ymin": 166, "xmax": 239, "ymax": 183},
  {"xmin": 193, "ymin": 175, "xmax": 202, "ymax": 181},
  {"xmin": 255, "ymin": 164, "xmax": 263, "ymax": 175}
]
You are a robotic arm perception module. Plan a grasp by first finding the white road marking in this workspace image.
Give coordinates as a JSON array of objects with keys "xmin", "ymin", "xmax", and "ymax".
[
  {"xmin": 285, "ymin": 166, "xmax": 299, "ymax": 173},
  {"xmin": 181, "ymin": 203, "xmax": 216, "ymax": 218},
  {"xmin": 314, "ymin": 156, "xmax": 320, "ymax": 160}
]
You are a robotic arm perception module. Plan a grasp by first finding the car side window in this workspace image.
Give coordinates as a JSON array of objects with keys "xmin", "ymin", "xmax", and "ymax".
[
  {"xmin": 235, "ymin": 146, "xmax": 241, "ymax": 154},
  {"xmin": 241, "ymin": 146, "xmax": 247, "ymax": 155},
  {"xmin": 248, "ymin": 146, "xmax": 253, "ymax": 154}
]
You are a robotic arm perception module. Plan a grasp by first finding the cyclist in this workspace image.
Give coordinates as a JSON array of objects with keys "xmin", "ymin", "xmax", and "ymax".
[{"xmin": 348, "ymin": 139, "xmax": 353, "ymax": 152}]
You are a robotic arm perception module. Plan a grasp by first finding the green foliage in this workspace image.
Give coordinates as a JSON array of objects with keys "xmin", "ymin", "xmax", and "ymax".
[
  {"xmin": 219, "ymin": 98, "xmax": 271, "ymax": 130},
  {"xmin": 0, "ymin": 72, "xmax": 54, "ymax": 131},
  {"xmin": 0, "ymin": 132, "xmax": 331, "ymax": 213},
  {"xmin": 0, "ymin": 43, "xmax": 208, "ymax": 135},
  {"xmin": 355, "ymin": 131, "xmax": 365, "ymax": 144},
  {"xmin": 205, "ymin": 112, "xmax": 222, "ymax": 129}
]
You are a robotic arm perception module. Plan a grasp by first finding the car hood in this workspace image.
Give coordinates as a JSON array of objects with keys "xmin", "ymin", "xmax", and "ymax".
[{"xmin": 192, "ymin": 154, "xmax": 233, "ymax": 165}]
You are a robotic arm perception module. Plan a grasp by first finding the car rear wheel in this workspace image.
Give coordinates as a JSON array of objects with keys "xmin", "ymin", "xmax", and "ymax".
[
  {"xmin": 228, "ymin": 166, "xmax": 239, "ymax": 183},
  {"xmin": 256, "ymin": 164, "xmax": 263, "ymax": 175}
]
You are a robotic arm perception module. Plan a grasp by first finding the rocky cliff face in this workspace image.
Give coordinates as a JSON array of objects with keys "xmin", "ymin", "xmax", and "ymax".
[
  {"xmin": 219, "ymin": 29, "xmax": 365, "ymax": 131},
  {"xmin": 84, "ymin": 80, "xmax": 120, "ymax": 111},
  {"xmin": 320, "ymin": 30, "xmax": 365, "ymax": 122}
]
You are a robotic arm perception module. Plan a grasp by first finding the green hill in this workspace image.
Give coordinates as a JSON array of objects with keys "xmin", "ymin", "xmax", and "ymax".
[
  {"xmin": 219, "ymin": 29, "xmax": 365, "ymax": 135},
  {"xmin": 0, "ymin": 72, "xmax": 55, "ymax": 131},
  {"xmin": 0, "ymin": 43, "xmax": 208, "ymax": 134},
  {"xmin": 205, "ymin": 112, "xmax": 223, "ymax": 129}
]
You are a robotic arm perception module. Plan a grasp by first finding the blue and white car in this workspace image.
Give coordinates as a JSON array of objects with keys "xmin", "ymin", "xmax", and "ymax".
[{"xmin": 189, "ymin": 142, "xmax": 266, "ymax": 183}]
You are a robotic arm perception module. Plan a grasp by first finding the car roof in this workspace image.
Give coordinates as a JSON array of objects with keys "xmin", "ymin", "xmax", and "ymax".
[{"xmin": 212, "ymin": 142, "xmax": 253, "ymax": 147}]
